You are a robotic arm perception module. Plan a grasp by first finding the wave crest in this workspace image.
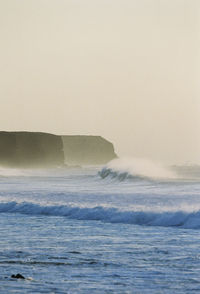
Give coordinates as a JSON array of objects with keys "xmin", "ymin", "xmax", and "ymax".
[
  {"xmin": 0, "ymin": 201, "xmax": 200, "ymax": 229},
  {"xmin": 99, "ymin": 158, "xmax": 177, "ymax": 181}
]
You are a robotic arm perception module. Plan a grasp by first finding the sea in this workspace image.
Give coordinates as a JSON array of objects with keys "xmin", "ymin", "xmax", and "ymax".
[{"xmin": 0, "ymin": 158, "xmax": 200, "ymax": 294}]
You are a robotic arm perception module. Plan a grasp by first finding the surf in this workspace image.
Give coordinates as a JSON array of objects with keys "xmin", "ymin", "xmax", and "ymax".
[
  {"xmin": 99, "ymin": 157, "xmax": 178, "ymax": 181},
  {"xmin": 1, "ymin": 201, "xmax": 200, "ymax": 229}
]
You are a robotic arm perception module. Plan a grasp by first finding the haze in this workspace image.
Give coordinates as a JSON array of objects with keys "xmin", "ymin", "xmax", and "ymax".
[{"xmin": 0, "ymin": 0, "xmax": 200, "ymax": 164}]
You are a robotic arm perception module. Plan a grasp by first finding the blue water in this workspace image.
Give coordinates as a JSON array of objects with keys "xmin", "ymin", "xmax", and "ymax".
[{"xmin": 1, "ymin": 161, "xmax": 200, "ymax": 293}]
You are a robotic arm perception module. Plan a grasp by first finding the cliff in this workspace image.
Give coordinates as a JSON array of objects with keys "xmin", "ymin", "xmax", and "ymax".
[
  {"xmin": 0, "ymin": 132, "xmax": 117, "ymax": 167},
  {"xmin": 0, "ymin": 132, "xmax": 64, "ymax": 167},
  {"xmin": 62, "ymin": 135, "xmax": 117, "ymax": 165}
]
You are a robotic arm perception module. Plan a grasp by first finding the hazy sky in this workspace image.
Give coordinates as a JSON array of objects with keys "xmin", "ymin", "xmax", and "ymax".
[{"xmin": 0, "ymin": 0, "xmax": 200, "ymax": 164}]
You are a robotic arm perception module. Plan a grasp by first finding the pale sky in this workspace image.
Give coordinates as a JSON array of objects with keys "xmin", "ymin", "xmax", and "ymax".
[{"xmin": 0, "ymin": 0, "xmax": 200, "ymax": 164}]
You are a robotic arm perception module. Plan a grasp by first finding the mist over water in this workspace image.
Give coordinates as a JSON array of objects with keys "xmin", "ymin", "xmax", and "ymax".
[
  {"xmin": 1, "ymin": 163, "xmax": 200, "ymax": 230},
  {"xmin": 100, "ymin": 157, "xmax": 178, "ymax": 180}
]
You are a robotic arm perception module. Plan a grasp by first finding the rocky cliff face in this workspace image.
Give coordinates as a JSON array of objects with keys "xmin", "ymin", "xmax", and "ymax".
[
  {"xmin": 62, "ymin": 135, "xmax": 117, "ymax": 165},
  {"xmin": 0, "ymin": 132, "xmax": 117, "ymax": 167},
  {"xmin": 0, "ymin": 132, "xmax": 64, "ymax": 167}
]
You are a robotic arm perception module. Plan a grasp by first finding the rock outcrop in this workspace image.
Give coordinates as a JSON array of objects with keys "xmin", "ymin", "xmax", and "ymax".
[
  {"xmin": 62, "ymin": 135, "xmax": 117, "ymax": 165},
  {"xmin": 11, "ymin": 274, "xmax": 25, "ymax": 279}
]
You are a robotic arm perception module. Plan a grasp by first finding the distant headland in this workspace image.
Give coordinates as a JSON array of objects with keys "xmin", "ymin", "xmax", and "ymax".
[{"xmin": 0, "ymin": 131, "xmax": 117, "ymax": 167}]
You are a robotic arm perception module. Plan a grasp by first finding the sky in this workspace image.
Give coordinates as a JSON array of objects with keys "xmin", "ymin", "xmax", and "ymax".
[{"xmin": 0, "ymin": 0, "xmax": 200, "ymax": 164}]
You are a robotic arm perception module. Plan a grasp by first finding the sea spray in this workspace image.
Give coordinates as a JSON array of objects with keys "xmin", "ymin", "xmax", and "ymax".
[
  {"xmin": 99, "ymin": 157, "xmax": 178, "ymax": 181},
  {"xmin": 0, "ymin": 167, "xmax": 26, "ymax": 177}
]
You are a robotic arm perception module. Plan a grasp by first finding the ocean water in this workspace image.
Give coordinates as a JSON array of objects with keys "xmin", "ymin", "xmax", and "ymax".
[{"xmin": 1, "ymin": 159, "xmax": 200, "ymax": 293}]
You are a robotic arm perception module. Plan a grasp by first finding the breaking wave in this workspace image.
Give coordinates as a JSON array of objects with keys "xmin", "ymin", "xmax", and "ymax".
[
  {"xmin": 99, "ymin": 158, "xmax": 178, "ymax": 181},
  {"xmin": 1, "ymin": 201, "xmax": 200, "ymax": 229}
]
